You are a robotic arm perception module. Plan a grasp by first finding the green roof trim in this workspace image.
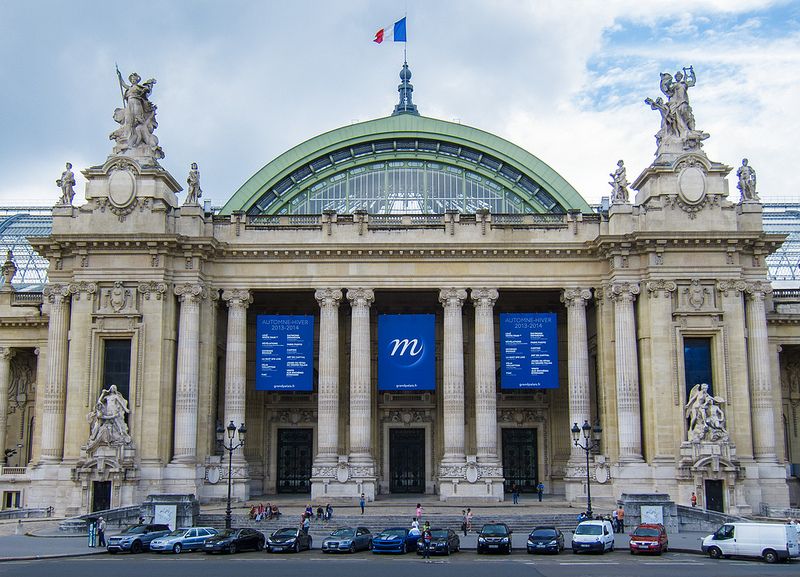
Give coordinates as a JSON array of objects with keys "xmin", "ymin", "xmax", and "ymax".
[{"xmin": 220, "ymin": 114, "xmax": 591, "ymax": 215}]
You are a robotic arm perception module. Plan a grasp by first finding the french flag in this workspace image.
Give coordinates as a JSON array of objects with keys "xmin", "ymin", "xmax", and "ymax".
[{"xmin": 374, "ymin": 17, "xmax": 407, "ymax": 43}]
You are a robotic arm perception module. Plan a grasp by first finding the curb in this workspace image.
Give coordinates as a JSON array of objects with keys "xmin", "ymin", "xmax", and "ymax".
[{"xmin": 0, "ymin": 550, "xmax": 106, "ymax": 562}]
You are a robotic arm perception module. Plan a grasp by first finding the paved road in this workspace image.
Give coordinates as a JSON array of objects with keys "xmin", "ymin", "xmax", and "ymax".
[{"xmin": 0, "ymin": 550, "xmax": 796, "ymax": 577}]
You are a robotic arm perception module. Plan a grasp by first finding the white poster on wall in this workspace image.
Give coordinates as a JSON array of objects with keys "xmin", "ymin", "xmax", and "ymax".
[
  {"xmin": 154, "ymin": 504, "xmax": 177, "ymax": 530},
  {"xmin": 640, "ymin": 505, "xmax": 664, "ymax": 525}
]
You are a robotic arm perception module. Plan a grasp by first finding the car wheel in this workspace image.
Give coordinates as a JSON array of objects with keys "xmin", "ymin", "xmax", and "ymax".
[
  {"xmin": 610, "ymin": 541, "xmax": 614, "ymax": 552},
  {"xmin": 708, "ymin": 546, "xmax": 722, "ymax": 559},
  {"xmin": 293, "ymin": 542, "xmax": 300, "ymax": 553},
  {"xmin": 630, "ymin": 550, "xmax": 635, "ymax": 555},
  {"xmin": 349, "ymin": 543, "xmax": 356, "ymax": 553},
  {"xmin": 229, "ymin": 543, "xmax": 237, "ymax": 554},
  {"xmin": 763, "ymin": 549, "xmax": 779, "ymax": 564},
  {"xmin": 445, "ymin": 545, "xmax": 450, "ymax": 556},
  {"xmin": 307, "ymin": 537, "xmax": 312, "ymax": 551},
  {"xmin": 368, "ymin": 540, "xmax": 373, "ymax": 551},
  {"xmin": 401, "ymin": 543, "xmax": 407, "ymax": 554},
  {"xmin": 256, "ymin": 540, "xmax": 264, "ymax": 551},
  {"xmin": 131, "ymin": 541, "xmax": 143, "ymax": 554},
  {"xmin": 173, "ymin": 543, "xmax": 182, "ymax": 554}
]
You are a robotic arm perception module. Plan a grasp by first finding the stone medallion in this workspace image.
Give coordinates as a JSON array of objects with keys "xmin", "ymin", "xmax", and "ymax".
[
  {"xmin": 108, "ymin": 169, "xmax": 137, "ymax": 208},
  {"xmin": 678, "ymin": 165, "xmax": 706, "ymax": 204}
]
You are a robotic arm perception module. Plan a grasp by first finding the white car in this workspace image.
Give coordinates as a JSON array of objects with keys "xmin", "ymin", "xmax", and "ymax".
[
  {"xmin": 571, "ymin": 520, "xmax": 615, "ymax": 554},
  {"xmin": 149, "ymin": 527, "xmax": 219, "ymax": 554},
  {"xmin": 702, "ymin": 522, "xmax": 799, "ymax": 563}
]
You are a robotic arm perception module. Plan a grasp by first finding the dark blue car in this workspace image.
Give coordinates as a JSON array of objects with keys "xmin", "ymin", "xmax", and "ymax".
[{"xmin": 371, "ymin": 527, "xmax": 419, "ymax": 554}]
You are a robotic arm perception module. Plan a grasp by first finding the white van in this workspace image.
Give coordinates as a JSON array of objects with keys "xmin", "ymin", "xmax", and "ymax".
[
  {"xmin": 702, "ymin": 522, "xmax": 799, "ymax": 563},
  {"xmin": 571, "ymin": 520, "xmax": 615, "ymax": 554}
]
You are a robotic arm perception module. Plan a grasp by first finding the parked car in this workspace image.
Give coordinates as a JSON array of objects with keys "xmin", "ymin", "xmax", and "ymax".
[
  {"xmin": 571, "ymin": 519, "xmax": 614, "ymax": 554},
  {"xmin": 416, "ymin": 528, "xmax": 460, "ymax": 556},
  {"xmin": 477, "ymin": 522, "xmax": 513, "ymax": 554},
  {"xmin": 203, "ymin": 528, "xmax": 265, "ymax": 554},
  {"xmin": 266, "ymin": 527, "xmax": 313, "ymax": 553},
  {"xmin": 527, "ymin": 526, "xmax": 565, "ymax": 554},
  {"xmin": 106, "ymin": 523, "xmax": 171, "ymax": 554},
  {"xmin": 702, "ymin": 522, "xmax": 800, "ymax": 563},
  {"xmin": 629, "ymin": 523, "xmax": 668, "ymax": 555},
  {"xmin": 149, "ymin": 526, "xmax": 219, "ymax": 554},
  {"xmin": 371, "ymin": 527, "xmax": 419, "ymax": 554},
  {"xmin": 321, "ymin": 526, "xmax": 372, "ymax": 553}
]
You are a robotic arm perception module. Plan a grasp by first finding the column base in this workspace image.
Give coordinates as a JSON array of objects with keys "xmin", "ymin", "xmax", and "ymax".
[
  {"xmin": 438, "ymin": 456, "xmax": 504, "ymax": 502},
  {"xmin": 311, "ymin": 456, "xmax": 376, "ymax": 500}
]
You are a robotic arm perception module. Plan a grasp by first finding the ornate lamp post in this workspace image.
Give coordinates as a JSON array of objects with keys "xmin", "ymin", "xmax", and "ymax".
[
  {"xmin": 571, "ymin": 419, "xmax": 602, "ymax": 518},
  {"xmin": 217, "ymin": 420, "xmax": 246, "ymax": 529}
]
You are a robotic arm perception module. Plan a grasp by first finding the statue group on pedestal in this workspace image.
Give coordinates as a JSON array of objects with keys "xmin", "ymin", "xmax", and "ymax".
[
  {"xmin": 86, "ymin": 384, "xmax": 131, "ymax": 451},
  {"xmin": 684, "ymin": 383, "xmax": 728, "ymax": 443},
  {"xmin": 109, "ymin": 68, "xmax": 164, "ymax": 161},
  {"xmin": 645, "ymin": 66, "xmax": 709, "ymax": 153}
]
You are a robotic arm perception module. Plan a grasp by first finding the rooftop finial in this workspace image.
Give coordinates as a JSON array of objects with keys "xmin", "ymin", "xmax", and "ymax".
[{"xmin": 392, "ymin": 60, "xmax": 419, "ymax": 116}]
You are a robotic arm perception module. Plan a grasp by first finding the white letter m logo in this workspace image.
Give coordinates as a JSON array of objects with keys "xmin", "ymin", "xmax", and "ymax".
[{"xmin": 389, "ymin": 338, "xmax": 423, "ymax": 357}]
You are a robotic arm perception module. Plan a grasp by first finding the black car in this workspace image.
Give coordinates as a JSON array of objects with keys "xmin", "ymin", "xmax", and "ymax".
[
  {"xmin": 526, "ymin": 526, "xmax": 565, "ymax": 554},
  {"xmin": 266, "ymin": 527, "xmax": 313, "ymax": 553},
  {"xmin": 203, "ymin": 528, "xmax": 265, "ymax": 554},
  {"xmin": 416, "ymin": 528, "xmax": 460, "ymax": 556},
  {"xmin": 477, "ymin": 522, "xmax": 513, "ymax": 554}
]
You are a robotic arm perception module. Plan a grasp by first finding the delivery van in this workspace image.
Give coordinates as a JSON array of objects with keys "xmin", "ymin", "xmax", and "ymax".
[
  {"xmin": 701, "ymin": 522, "xmax": 799, "ymax": 563},
  {"xmin": 571, "ymin": 519, "xmax": 615, "ymax": 554}
]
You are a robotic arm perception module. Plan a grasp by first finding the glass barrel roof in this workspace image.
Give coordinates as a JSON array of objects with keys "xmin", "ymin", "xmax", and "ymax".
[
  {"xmin": 0, "ymin": 207, "xmax": 52, "ymax": 291},
  {"xmin": 764, "ymin": 201, "xmax": 800, "ymax": 283}
]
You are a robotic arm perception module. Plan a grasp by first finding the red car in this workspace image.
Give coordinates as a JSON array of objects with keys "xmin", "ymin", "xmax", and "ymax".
[{"xmin": 629, "ymin": 523, "xmax": 668, "ymax": 555}]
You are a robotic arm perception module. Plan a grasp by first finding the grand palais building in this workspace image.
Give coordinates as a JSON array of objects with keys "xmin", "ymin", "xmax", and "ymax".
[{"xmin": 0, "ymin": 64, "xmax": 798, "ymax": 517}]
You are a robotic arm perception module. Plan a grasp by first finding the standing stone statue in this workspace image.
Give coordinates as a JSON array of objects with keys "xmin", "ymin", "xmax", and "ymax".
[
  {"xmin": 185, "ymin": 162, "xmax": 203, "ymax": 205},
  {"xmin": 110, "ymin": 68, "xmax": 164, "ymax": 161},
  {"xmin": 645, "ymin": 66, "xmax": 709, "ymax": 154},
  {"xmin": 684, "ymin": 383, "xmax": 728, "ymax": 442},
  {"xmin": 737, "ymin": 158, "xmax": 759, "ymax": 201},
  {"xmin": 608, "ymin": 160, "xmax": 630, "ymax": 204},
  {"xmin": 56, "ymin": 162, "xmax": 76, "ymax": 205}
]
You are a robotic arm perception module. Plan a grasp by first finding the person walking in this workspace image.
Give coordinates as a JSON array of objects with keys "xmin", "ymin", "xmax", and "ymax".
[
  {"xmin": 415, "ymin": 503, "xmax": 424, "ymax": 521},
  {"xmin": 616, "ymin": 506, "xmax": 625, "ymax": 534},
  {"xmin": 612, "ymin": 508, "xmax": 619, "ymax": 532},
  {"xmin": 461, "ymin": 510, "xmax": 468, "ymax": 536},
  {"xmin": 421, "ymin": 525, "xmax": 432, "ymax": 561},
  {"xmin": 97, "ymin": 516, "xmax": 106, "ymax": 547},
  {"xmin": 466, "ymin": 508, "xmax": 473, "ymax": 533},
  {"xmin": 359, "ymin": 493, "xmax": 366, "ymax": 515},
  {"xmin": 511, "ymin": 483, "xmax": 519, "ymax": 505},
  {"xmin": 691, "ymin": 492, "xmax": 697, "ymax": 507},
  {"xmin": 537, "ymin": 481, "xmax": 545, "ymax": 502}
]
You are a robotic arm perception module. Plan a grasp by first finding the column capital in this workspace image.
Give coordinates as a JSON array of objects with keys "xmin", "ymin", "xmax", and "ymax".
[
  {"xmin": 43, "ymin": 283, "xmax": 72, "ymax": 303},
  {"xmin": 439, "ymin": 288, "xmax": 468, "ymax": 307},
  {"xmin": 716, "ymin": 279, "xmax": 747, "ymax": 297},
  {"xmin": 610, "ymin": 281, "xmax": 640, "ymax": 302},
  {"xmin": 346, "ymin": 288, "xmax": 374, "ymax": 308},
  {"xmin": 645, "ymin": 279, "xmax": 677, "ymax": 298},
  {"xmin": 67, "ymin": 281, "xmax": 98, "ymax": 300},
  {"xmin": 745, "ymin": 280, "xmax": 773, "ymax": 300},
  {"xmin": 0, "ymin": 347, "xmax": 14, "ymax": 361},
  {"xmin": 561, "ymin": 288, "xmax": 592, "ymax": 307},
  {"xmin": 222, "ymin": 288, "xmax": 253, "ymax": 308},
  {"xmin": 174, "ymin": 282, "xmax": 208, "ymax": 303},
  {"xmin": 137, "ymin": 281, "xmax": 168, "ymax": 300},
  {"xmin": 470, "ymin": 288, "xmax": 498, "ymax": 308},
  {"xmin": 315, "ymin": 288, "xmax": 343, "ymax": 308}
]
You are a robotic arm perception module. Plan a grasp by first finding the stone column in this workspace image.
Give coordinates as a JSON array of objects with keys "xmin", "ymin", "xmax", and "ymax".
[
  {"xmin": 562, "ymin": 288, "xmax": 593, "ymax": 462},
  {"xmin": 746, "ymin": 281, "xmax": 777, "ymax": 461},
  {"xmin": 172, "ymin": 283, "xmax": 206, "ymax": 462},
  {"xmin": 471, "ymin": 288, "xmax": 499, "ymax": 463},
  {"xmin": 40, "ymin": 284, "xmax": 71, "ymax": 462},
  {"xmin": 0, "ymin": 347, "xmax": 14, "ymax": 461},
  {"xmin": 222, "ymin": 289, "xmax": 252, "ymax": 461},
  {"xmin": 315, "ymin": 288, "xmax": 342, "ymax": 466},
  {"xmin": 440, "ymin": 288, "xmax": 467, "ymax": 464},
  {"xmin": 347, "ymin": 288, "xmax": 374, "ymax": 464},
  {"xmin": 611, "ymin": 282, "xmax": 643, "ymax": 461}
]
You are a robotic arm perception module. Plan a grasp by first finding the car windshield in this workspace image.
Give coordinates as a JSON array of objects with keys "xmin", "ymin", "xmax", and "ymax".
[
  {"xmin": 330, "ymin": 528, "xmax": 355, "ymax": 538},
  {"xmin": 633, "ymin": 528, "xmax": 660, "ymax": 537},
  {"xmin": 121, "ymin": 526, "xmax": 148, "ymax": 535},
  {"xmin": 215, "ymin": 529, "xmax": 237, "ymax": 538},
  {"xmin": 377, "ymin": 530, "xmax": 405, "ymax": 539},
  {"xmin": 531, "ymin": 529, "xmax": 557, "ymax": 538},
  {"xmin": 575, "ymin": 524, "xmax": 602, "ymax": 535},
  {"xmin": 167, "ymin": 529, "xmax": 187, "ymax": 537},
  {"xmin": 430, "ymin": 530, "xmax": 448, "ymax": 538},
  {"xmin": 274, "ymin": 528, "xmax": 297, "ymax": 537},
  {"xmin": 481, "ymin": 525, "xmax": 508, "ymax": 537}
]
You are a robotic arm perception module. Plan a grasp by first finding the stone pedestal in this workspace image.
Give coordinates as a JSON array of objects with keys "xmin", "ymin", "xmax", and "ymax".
[
  {"xmin": 140, "ymin": 494, "xmax": 199, "ymax": 529},
  {"xmin": 619, "ymin": 493, "xmax": 678, "ymax": 535},
  {"xmin": 311, "ymin": 456, "xmax": 376, "ymax": 500},
  {"xmin": 437, "ymin": 456, "xmax": 504, "ymax": 501}
]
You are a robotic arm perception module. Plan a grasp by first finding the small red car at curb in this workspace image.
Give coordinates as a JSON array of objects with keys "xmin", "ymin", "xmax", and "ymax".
[{"xmin": 629, "ymin": 523, "xmax": 668, "ymax": 555}]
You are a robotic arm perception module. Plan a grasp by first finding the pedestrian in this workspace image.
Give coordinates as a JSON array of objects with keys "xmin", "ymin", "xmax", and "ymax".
[
  {"xmin": 616, "ymin": 505, "xmax": 625, "ymax": 534},
  {"xmin": 415, "ymin": 502, "xmax": 423, "ymax": 521},
  {"xmin": 301, "ymin": 513, "xmax": 310, "ymax": 534},
  {"xmin": 359, "ymin": 493, "xmax": 365, "ymax": 514},
  {"xmin": 316, "ymin": 505, "xmax": 323, "ymax": 519},
  {"xmin": 461, "ymin": 510, "xmax": 468, "ymax": 537},
  {"xmin": 409, "ymin": 518, "xmax": 420, "ymax": 538},
  {"xmin": 612, "ymin": 508, "xmax": 618, "ymax": 532},
  {"xmin": 325, "ymin": 503, "xmax": 333, "ymax": 520},
  {"xmin": 97, "ymin": 516, "xmax": 106, "ymax": 547},
  {"xmin": 537, "ymin": 481, "xmax": 545, "ymax": 502},
  {"xmin": 466, "ymin": 508, "xmax": 473, "ymax": 532},
  {"xmin": 691, "ymin": 492, "xmax": 697, "ymax": 507},
  {"xmin": 421, "ymin": 525, "xmax": 432, "ymax": 561},
  {"xmin": 511, "ymin": 483, "xmax": 519, "ymax": 504},
  {"xmin": 305, "ymin": 503, "xmax": 313, "ymax": 518}
]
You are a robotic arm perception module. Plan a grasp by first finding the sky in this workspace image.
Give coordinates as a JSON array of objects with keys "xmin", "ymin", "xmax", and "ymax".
[{"xmin": 1, "ymin": 0, "xmax": 799, "ymax": 208}]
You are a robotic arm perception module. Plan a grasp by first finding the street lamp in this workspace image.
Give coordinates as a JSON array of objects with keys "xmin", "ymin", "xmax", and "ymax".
[
  {"xmin": 571, "ymin": 419, "xmax": 602, "ymax": 518},
  {"xmin": 217, "ymin": 420, "xmax": 246, "ymax": 529}
]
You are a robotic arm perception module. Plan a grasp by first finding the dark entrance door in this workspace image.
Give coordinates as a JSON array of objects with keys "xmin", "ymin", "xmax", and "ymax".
[
  {"xmin": 277, "ymin": 428, "xmax": 312, "ymax": 493},
  {"xmin": 502, "ymin": 428, "xmax": 537, "ymax": 493},
  {"xmin": 705, "ymin": 479, "xmax": 724, "ymax": 512},
  {"xmin": 390, "ymin": 428, "xmax": 425, "ymax": 493},
  {"xmin": 92, "ymin": 481, "xmax": 111, "ymax": 512}
]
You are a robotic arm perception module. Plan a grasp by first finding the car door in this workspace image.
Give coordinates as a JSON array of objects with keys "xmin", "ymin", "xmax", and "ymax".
[
  {"xmin": 712, "ymin": 524, "xmax": 737, "ymax": 556},
  {"xmin": 603, "ymin": 523, "xmax": 613, "ymax": 550}
]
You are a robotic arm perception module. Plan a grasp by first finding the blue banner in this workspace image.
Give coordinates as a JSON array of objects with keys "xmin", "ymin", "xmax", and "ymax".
[
  {"xmin": 256, "ymin": 315, "xmax": 314, "ymax": 391},
  {"xmin": 378, "ymin": 314, "xmax": 435, "ymax": 391},
  {"xmin": 500, "ymin": 313, "xmax": 559, "ymax": 389}
]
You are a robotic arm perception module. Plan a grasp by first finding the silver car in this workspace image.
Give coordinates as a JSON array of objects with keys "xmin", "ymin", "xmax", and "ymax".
[{"xmin": 149, "ymin": 527, "xmax": 219, "ymax": 553}]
